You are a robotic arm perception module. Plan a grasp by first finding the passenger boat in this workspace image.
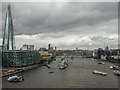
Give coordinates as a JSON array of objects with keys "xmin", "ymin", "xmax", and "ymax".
[
  {"xmin": 114, "ymin": 70, "xmax": 120, "ymax": 76},
  {"xmin": 7, "ymin": 75, "xmax": 24, "ymax": 82},
  {"xmin": 93, "ymin": 70, "xmax": 108, "ymax": 76}
]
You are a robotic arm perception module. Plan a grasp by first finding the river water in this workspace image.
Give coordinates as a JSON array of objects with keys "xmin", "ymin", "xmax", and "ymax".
[{"xmin": 2, "ymin": 56, "xmax": 118, "ymax": 88}]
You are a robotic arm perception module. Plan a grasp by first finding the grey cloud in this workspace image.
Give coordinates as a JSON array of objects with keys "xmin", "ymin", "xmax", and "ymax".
[
  {"xmin": 1, "ymin": 2, "xmax": 118, "ymax": 35},
  {"xmin": 0, "ymin": 2, "xmax": 118, "ymax": 49},
  {"xmin": 90, "ymin": 36, "xmax": 116, "ymax": 42}
]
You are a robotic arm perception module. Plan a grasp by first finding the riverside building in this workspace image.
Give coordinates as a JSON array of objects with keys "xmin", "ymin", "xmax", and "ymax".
[
  {"xmin": 2, "ymin": 50, "xmax": 40, "ymax": 67},
  {"xmin": 2, "ymin": 4, "xmax": 40, "ymax": 67}
]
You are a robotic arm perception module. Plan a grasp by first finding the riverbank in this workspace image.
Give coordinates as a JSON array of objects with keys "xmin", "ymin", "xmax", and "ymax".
[
  {"xmin": 2, "ymin": 64, "xmax": 41, "ymax": 77},
  {"xmin": 2, "ymin": 59, "xmax": 54, "ymax": 77}
]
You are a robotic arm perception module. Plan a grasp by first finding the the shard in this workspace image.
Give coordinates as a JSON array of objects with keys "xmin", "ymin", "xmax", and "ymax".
[{"xmin": 2, "ymin": 4, "xmax": 15, "ymax": 50}]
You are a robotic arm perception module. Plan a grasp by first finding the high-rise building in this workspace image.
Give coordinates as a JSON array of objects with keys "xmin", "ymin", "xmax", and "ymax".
[
  {"xmin": 55, "ymin": 46, "xmax": 57, "ymax": 51},
  {"xmin": 39, "ymin": 48, "xmax": 47, "ymax": 51},
  {"xmin": 0, "ymin": 45, "xmax": 5, "ymax": 50},
  {"xmin": 48, "ymin": 44, "xmax": 51, "ymax": 50},
  {"xmin": 0, "ymin": 46, "xmax": 2, "ymax": 68},
  {"xmin": 2, "ymin": 4, "xmax": 15, "ymax": 50},
  {"xmin": 21, "ymin": 44, "xmax": 34, "ymax": 50},
  {"xmin": 50, "ymin": 47, "xmax": 53, "ymax": 50},
  {"xmin": 28, "ymin": 45, "xmax": 34, "ymax": 50}
]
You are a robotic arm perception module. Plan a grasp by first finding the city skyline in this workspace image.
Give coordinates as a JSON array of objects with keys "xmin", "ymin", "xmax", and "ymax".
[{"xmin": 0, "ymin": 2, "xmax": 118, "ymax": 50}]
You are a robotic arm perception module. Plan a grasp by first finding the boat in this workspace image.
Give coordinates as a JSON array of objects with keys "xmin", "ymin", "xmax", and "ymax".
[
  {"xmin": 91, "ymin": 58, "xmax": 94, "ymax": 60},
  {"xmin": 8, "ymin": 69, "xmax": 15, "ymax": 73},
  {"xmin": 58, "ymin": 63, "xmax": 68, "ymax": 69},
  {"xmin": 58, "ymin": 57, "xmax": 68, "ymax": 69},
  {"xmin": 110, "ymin": 65, "xmax": 120, "ymax": 70},
  {"xmin": 53, "ymin": 58, "xmax": 56, "ymax": 61},
  {"xmin": 109, "ymin": 66, "xmax": 113, "ymax": 69},
  {"xmin": 98, "ymin": 62, "xmax": 105, "ymax": 65},
  {"xmin": 7, "ymin": 75, "xmax": 24, "ymax": 82},
  {"xmin": 49, "ymin": 71, "xmax": 54, "ymax": 73},
  {"xmin": 114, "ymin": 70, "xmax": 120, "ymax": 76},
  {"xmin": 93, "ymin": 70, "xmax": 108, "ymax": 76}
]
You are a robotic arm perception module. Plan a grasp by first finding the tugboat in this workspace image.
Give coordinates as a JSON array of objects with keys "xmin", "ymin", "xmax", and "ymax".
[
  {"xmin": 114, "ymin": 70, "xmax": 120, "ymax": 76},
  {"xmin": 8, "ymin": 75, "xmax": 24, "ymax": 82},
  {"xmin": 93, "ymin": 70, "xmax": 108, "ymax": 76}
]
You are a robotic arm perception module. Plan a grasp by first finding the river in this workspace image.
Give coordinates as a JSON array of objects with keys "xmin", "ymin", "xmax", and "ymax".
[{"xmin": 2, "ymin": 56, "xmax": 118, "ymax": 88}]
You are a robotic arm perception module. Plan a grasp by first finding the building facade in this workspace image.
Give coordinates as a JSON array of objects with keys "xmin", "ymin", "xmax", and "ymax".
[
  {"xmin": 39, "ymin": 48, "xmax": 47, "ymax": 51},
  {"xmin": 82, "ymin": 50, "xmax": 93, "ymax": 58},
  {"xmin": 93, "ymin": 48, "xmax": 111, "ymax": 59},
  {"xmin": 21, "ymin": 44, "xmax": 34, "ymax": 50},
  {"xmin": 48, "ymin": 44, "xmax": 51, "ymax": 50},
  {"xmin": 2, "ymin": 50, "xmax": 40, "ymax": 67},
  {"xmin": 0, "ymin": 46, "xmax": 2, "ymax": 68}
]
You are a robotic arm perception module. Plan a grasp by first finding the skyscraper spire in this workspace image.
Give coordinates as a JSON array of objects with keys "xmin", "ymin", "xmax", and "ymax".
[{"xmin": 2, "ymin": 4, "xmax": 15, "ymax": 50}]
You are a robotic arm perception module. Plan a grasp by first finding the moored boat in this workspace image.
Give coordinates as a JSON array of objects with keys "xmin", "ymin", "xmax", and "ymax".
[
  {"xmin": 98, "ymin": 62, "xmax": 105, "ymax": 65},
  {"xmin": 93, "ymin": 70, "xmax": 108, "ymax": 76},
  {"xmin": 114, "ymin": 70, "xmax": 120, "ymax": 76}
]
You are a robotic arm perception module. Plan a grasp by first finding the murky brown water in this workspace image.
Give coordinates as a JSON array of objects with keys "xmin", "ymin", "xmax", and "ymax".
[{"xmin": 2, "ymin": 56, "xmax": 118, "ymax": 88}]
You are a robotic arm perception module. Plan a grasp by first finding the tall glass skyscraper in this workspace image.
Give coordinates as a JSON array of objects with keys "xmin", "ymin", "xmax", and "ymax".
[{"xmin": 2, "ymin": 4, "xmax": 15, "ymax": 50}]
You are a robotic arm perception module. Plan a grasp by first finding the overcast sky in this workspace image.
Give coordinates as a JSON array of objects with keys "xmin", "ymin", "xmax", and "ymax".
[{"xmin": 0, "ymin": 2, "xmax": 118, "ymax": 50}]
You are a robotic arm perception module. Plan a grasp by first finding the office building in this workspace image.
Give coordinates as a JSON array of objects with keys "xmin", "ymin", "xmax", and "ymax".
[
  {"xmin": 2, "ymin": 50, "xmax": 40, "ymax": 67},
  {"xmin": 48, "ymin": 44, "xmax": 51, "ymax": 50},
  {"xmin": 21, "ymin": 44, "xmax": 34, "ymax": 50},
  {"xmin": 2, "ymin": 4, "xmax": 15, "ymax": 50}
]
